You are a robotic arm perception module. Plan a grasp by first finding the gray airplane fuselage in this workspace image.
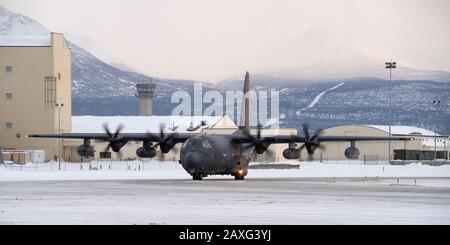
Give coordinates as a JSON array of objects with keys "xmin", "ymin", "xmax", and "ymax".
[{"xmin": 179, "ymin": 135, "xmax": 252, "ymax": 177}]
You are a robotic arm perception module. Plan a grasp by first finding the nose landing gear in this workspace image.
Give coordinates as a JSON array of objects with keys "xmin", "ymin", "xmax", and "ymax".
[
  {"xmin": 234, "ymin": 168, "xmax": 246, "ymax": 180},
  {"xmin": 192, "ymin": 173, "xmax": 203, "ymax": 180}
]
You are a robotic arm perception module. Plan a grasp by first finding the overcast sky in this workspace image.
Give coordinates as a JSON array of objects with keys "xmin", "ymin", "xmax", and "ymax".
[{"xmin": 1, "ymin": 0, "xmax": 449, "ymax": 82}]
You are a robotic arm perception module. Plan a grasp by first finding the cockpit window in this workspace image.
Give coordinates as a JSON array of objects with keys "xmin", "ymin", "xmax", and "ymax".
[
  {"xmin": 183, "ymin": 137, "xmax": 212, "ymax": 149},
  {"xmin": 184, "ymin": 137, "xmax": 202, "ymax": 148},
  {"xmin": 202, "ymin": 140, "xmax": 212, "ymax": 149}
]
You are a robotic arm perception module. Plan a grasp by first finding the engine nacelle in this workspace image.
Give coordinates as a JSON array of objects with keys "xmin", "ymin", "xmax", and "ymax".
[
  {"xmin": 77, "ymin": 144, "xmax": 95, "ymax": 157},
  {"xmin": 344, "ymin": 147, "xmax": 360, "ymax": 159},
  {"xmin": 136, "ymin": 147, "xmax": 157, "ymax": 158},
  {"xmin": 282, "ymin": 148, "xmax": 301, "ymax": 159}
]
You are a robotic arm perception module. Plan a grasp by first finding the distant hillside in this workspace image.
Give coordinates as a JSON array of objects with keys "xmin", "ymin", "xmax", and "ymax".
[
  {"xmin": 216, "ymin": 77, "xmax": 450, "ymax": 134},
  {"xmin": 0, "ymin": 4, "xmax": 206, "ymax": 114},
  {"xmin": 1, "ymin": 4, "xmax": 449, "ymax": 134}
]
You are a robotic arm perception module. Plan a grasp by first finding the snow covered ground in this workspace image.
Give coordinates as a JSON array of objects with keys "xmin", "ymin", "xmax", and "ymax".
[
  {"xmin": 1, "ymin": 160, "xmax": 450, "ymax": 184},
  {"xmin": 1, "ymin": 161, "xmax": 449, "ymax": 224}
]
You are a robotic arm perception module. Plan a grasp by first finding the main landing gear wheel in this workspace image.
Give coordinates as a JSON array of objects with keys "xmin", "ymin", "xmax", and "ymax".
[{"xmin": 192, "ymin": 173, "xmax": 203, "ymax": 180}]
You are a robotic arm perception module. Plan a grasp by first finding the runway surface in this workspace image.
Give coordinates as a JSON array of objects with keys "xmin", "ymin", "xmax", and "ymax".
[{"xmin": 1, "ymin": 177, "xmax": 449, "ymax": 224}]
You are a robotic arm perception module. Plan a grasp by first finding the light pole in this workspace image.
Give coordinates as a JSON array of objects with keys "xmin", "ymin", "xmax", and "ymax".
[
  {"xmin": 385, "ymin": 61, "xmax": 396, "ymax": 163},
  {"xmin": 432, "ymin": 99, "xmax": 449, "ymax": 160},
  {"xmin": 55, "ymin": 103, "xmax": 64, "ymax": 170}
]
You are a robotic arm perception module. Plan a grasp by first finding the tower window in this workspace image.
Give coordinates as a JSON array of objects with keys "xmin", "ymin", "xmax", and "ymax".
[
  {"xmin": 5, "ymin": 92, "xmax": 12, "ymax": 100},
  {"xmin": 5, "ymin": 66, "xmax": 12, "ymax": 73},
  {"xmin": 5, "ymin": 122, "xmax": 12, "ymax": 129}
]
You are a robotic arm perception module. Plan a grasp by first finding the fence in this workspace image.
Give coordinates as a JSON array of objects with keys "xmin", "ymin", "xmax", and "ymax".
[
  {"xmin": 363, "ymin": 155, "xmax": 379, "ymax": 165},
  {"xmin": 298, "ymin": 153, "xmax": 389, "ymax": 165},
  {"xmin": 1, "ymin": 160, "xmax": 181, "ymax": 172}
]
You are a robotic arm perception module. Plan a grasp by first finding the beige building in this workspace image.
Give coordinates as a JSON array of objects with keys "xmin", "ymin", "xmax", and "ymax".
[{"xmin": 0, "ymin": 33, "xmax": 72, "ymax": 161}]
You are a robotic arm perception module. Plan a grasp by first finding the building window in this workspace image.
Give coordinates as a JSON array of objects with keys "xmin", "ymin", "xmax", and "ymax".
[
  {"xmin": 58, "ymin": 73, "xmax": 61, "ymax": 80},
  {"xmin": 44, "ymin": 76, "xmax": 57, "ymax": 110},
  {"xmin": 5, "ymin": 122, "xmax": 12, "ymax": 129},
  {"xmin": 5, "ymin": 92, "xmax": 12, "ymax": 100},
  {"xmin": 5, "ymin": 66, "xmax": 12, "ymax": 73}
]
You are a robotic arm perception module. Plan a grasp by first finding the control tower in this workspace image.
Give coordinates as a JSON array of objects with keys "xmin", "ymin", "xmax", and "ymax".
[{"xmin": 135, "ymin": 82, "xmax": 156, "ymax": 116}]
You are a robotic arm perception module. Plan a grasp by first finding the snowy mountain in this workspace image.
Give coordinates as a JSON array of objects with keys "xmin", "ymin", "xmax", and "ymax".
[
  {"xmin": 68, "ymin": 42, "xmax": 198, "ymax": 99},
  {"xmin": 1, "ymin": 5, "xmax": 449, "ymax": 134},
  {"xmin": 261, "ymin": 64, "xmax": 450, "ymax": 83},
  {"xmin": 277, "ymin": 79, "xmax": 450, "ymax": 134},
  {"xmin": 0, "ymin": 5, "xmax": 48, "ymax": 35},
  {"xmin": 218, "ymin": 74, "xmax": 450, "ymax": 134},
  {"xmin": 219, "ymin": 64, "xmax": 450, "ymax": 90},
  {"xmin": 0, "ymin": 4, "xmax": 201, "ymax": 112}
]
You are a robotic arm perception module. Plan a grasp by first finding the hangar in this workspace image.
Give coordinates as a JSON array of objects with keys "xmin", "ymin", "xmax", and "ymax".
[{"xmin": 314, "ymin": 124, "xmax": 449, "ymax": 162}]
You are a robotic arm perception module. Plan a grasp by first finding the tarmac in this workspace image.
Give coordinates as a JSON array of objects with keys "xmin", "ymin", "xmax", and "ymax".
[{"xmin": 0, "ymin": 177, "xmax": 449, "ymax": 224}]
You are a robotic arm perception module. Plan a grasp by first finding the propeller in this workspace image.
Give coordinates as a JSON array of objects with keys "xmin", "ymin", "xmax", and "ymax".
[
  {"xmin": 168, "ymin": 121, "xmax": 179, "ymax": 132},
  {"xmin": 298, "ymin": 123, "xmax": 325, "ymax": 161},
  {"xmin": 148, "ymin": 123, "xmax": 179, "ymax": 161},
  {"xmin": 100, "ymin": 123, "xmax": 127, "ymax": 159},
  {"xmin": 186, "ymin": 120, "xmax": 207, "ymax": 131},
  {"xmin": 241, "ymin": 124, "xmax": 274, "ymax": 159}
]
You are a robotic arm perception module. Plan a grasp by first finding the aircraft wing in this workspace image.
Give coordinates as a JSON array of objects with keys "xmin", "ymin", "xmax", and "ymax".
[
  {"xmin": 28, "ymin": 133, "xmax": 198, "ymax": 143},
  {"xmin": 232, "ymin": 135, "xmax": 412, "ymax": 144},
  {"xmin": 314, "ymin": 135, "xmax": 413, "ymax": 142},
  {"xmin": 30, "ymin": 132, "xmax": 412, "ymax": 143}
]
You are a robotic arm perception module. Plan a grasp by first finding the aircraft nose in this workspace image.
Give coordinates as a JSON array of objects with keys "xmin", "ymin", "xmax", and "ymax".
[{"xmin": 185, "ymin": 151, "xmax": 204, "ymax": 169}]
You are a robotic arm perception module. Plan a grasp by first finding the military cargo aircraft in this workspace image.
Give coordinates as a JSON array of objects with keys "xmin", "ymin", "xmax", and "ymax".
[{"xmin": 29, "ymin": 72, "xmax": 410, "ymax": 180}]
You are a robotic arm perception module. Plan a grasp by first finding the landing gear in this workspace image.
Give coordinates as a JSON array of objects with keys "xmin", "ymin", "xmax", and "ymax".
[
  {"xmin": 192, "ymin": 173, "xmax": 203, "ymax": 180},
  {"xmin": 234, "ymin": 174, "xmax": 245, "ymax": 180},
  {"xmin": 234, "ymin": 168, "xmax": 246, "ymax": 180}
]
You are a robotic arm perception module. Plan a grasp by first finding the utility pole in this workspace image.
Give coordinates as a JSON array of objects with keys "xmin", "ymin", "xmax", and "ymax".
[
  {"xmin": 385, "ymin": 61, "xmax": 396, "ymax": 163},
  {"xmin": 432, "ymin": 99, "xmax": 449, "ymax": 160},
  {"xmin": 434, "ymin": 125, "xmax": 437, "ymax": 160},
  {"xmin": 55, "ymin": 103, "xmax": 64, "ymax": 170}
]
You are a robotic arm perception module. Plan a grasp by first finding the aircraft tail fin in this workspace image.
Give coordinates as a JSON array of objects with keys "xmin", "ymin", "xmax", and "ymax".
[
  {"xmin": 0, "ymin": 147, "xmax": 4, "ymax": 164},
  {"xmin": 239, "ymin": 71, "xmax": 250, "ymax": 130}
]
